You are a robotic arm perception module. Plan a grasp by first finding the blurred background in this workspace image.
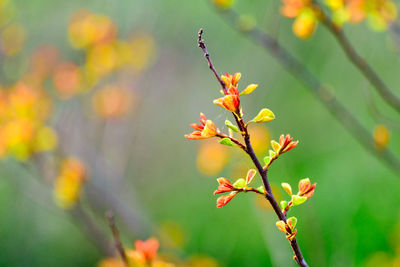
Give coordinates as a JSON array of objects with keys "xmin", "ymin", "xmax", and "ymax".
[{"xmin": 0, "ymin": 0, "xmax": 400, "ymax": 266}]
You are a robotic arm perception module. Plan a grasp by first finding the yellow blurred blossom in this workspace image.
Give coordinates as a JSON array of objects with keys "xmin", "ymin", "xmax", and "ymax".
[
  {"xmin": 373, "ymin": 124, "xmax": 389, "ymax": 149},
  {"xmin": 54, "ymin": 157, "xmax": 87, "ymax": 209},
  {"xmin": 247, "ymin": 124, "xmax": 270, "ymax": 156},
  {"xmin": 213, "ymin": 0, "xmax": 234, "ymax": 9},
  {"xmin": 293, "ymin": 8, "xmax": 318, "ymax": 38},
  {"xmin": 326, "ymin": 0, "xmax": 397, "ymax": 30},
  {"xmin": 197, "ymin": 139, "xmax": 229, "ymax": 176},
  {"xmin": 0, "ymin": 82, "xmax": 55, "ymax": 160},
  {"xmin": 86, "ymin": 42, "xmax": 118, "ymax": 76},
  {"xmin": 68, "ymin": 9, "xmax": 117, "ymax": 49}
]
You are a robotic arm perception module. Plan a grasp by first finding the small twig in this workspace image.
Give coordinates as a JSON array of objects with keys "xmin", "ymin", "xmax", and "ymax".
[
  {"xmin": 197, "ymin": 29, "xmax": 308, "ymax": 267},
  {"xmin": 198, "ymin": 29, "xmax": 227, "ymax": 94},
  {"xmin": 217, "ymin": 132, "xmax": 246, "ymax": 150},
  {"xmin": 106, "ymin": 211, "xmax": 129, "ymax": 267},
  {"xmin": 319, "ymin": 8, "xmax": 400, "ymax": 115}
]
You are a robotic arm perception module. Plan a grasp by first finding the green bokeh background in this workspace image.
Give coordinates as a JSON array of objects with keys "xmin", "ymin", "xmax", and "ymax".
[{"xmin": 1, "ymin": 0, "xmax": 400, "ymax": 266}]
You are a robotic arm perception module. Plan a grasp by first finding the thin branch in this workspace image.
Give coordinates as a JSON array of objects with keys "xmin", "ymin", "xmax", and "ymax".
[
  {"xmin": 318, "ymin": 7, "xmax": 400, "ymax": 114},
  {"xmin": 198, "ymin": 29, "xmax": 308, "ymax": 267},
  {"xmin": 217, "ymin": 8, "xmax": 400, "ymax": 176},
  {"xmin": 198, "ymin": 29, "xmax": 227, "ymax": 94},
  {"xmin": 217, "ymin": 132, "xmax": 246, "ymax": 150},
  {"xmin": 106, "ymin": 211, "xmax": 129, "ymax": 267}
]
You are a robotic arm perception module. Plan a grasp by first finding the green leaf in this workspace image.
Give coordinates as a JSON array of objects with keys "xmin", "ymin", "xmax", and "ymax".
[
  {"xmin": 269, "ymin": 150, "xmax": 276, "ymax": 159},
  {"xmin": 287, "ymin": 217, "xmax": 297, "ymax": 230},
  {"xmin": 219, "ymin": 138, "xmax": 234, "ymax": 146},
  {"xmin": 292, "ymin": 195, "xmax": 307, "ymax": 206},
  {"xmin": 257, "ymin": 186, "xmax": 266, "ymax": 194},
  {"xmin": 280, "ymin": 200, "xmax": 288, "ymax": 210},
  {"xmin": 249, "ymin": 108, "xmax": 275, "ymax": 123},
  {"xmin": 263, "ymin": 156, "xmax": 271, "ymax": 166},
  {"xmin": 233, "ymin": 178, "xmax": 246, "ymax": 188},
  {"xmin": 240, "ymin": 83, "xmax": 258, "ymax": 96},
  {"xmin": 225, "ymin": 120, "xmax": 239, "ymax": 132}
]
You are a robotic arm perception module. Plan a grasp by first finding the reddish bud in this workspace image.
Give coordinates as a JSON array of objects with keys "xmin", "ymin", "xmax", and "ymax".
[
  {"xmin": 214, "ymin": 178, "xmax": 234, "ymax": 195},
  {"xmin": 216, "ymin": 192, "xmax": 238, "ymax": 208},
  {"xmin": 213, "ymin": 95, "xmax": 240, "ymax": 112},
  {"xmin": 298, "ymin": 178, "xmax": 316, "ymax": 199},
  {"xmin": 298, "ymin": 178, "xmax": 311, "ymax": 193},
  {"xmin": 185, "ymin": 114, "xmax": 219, "ymax": 139}
]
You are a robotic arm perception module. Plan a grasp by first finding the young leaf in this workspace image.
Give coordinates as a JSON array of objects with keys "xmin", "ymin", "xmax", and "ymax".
[
  {"xmin": 219, "ymin": 138, "xmax": 234, "ymax": 146},
  {"xmin": 233, "ymin": 178, "xmax": 246, "ymax": 188},
  {"xmin": 263, "ymin": 156, "xmax": 271, "ymax": 166},
  {"xmin": 281, "ymin": 183, "xmax": 293, "ymax": 196},
  {"xmin": 240, "ymin": 83, "xmax": 258, "ymax": 96},
  {"xmin": 257, "ymin": 186, "xmax": 266, "ymax": 194},
  {"xmin": 292, "ymin": 195, "xmax": 307, "ymax": 206},
  {"xmin": 245, "ymin": 169, "xmax": 257, "ymax": 185},
  {"xmin": 280, "ymin": 200, "xmax": 288, "ymax": 210},
  {"xmin": 250, "ymin": 108, "xmax": 275, "ymax": 123},
  {"xmin": 287, "ymin": 217, "xmax": 297, "ymax": 230},
  {"xmin": 269, "ymin": 150, "xmax": 276, "ymax": 159},
  {"xmin": 225, "ymin": 120, "xmax": 239, "ymax": 132}
]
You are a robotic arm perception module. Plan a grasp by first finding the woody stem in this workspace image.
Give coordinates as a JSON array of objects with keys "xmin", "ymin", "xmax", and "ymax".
[
  {"xmin": 197, "ymin": 29, "xmax": 308, "ymax": 267},
  {"xmin": 238, "ymin": 116, "xmax": 308, "ymax": 267}
]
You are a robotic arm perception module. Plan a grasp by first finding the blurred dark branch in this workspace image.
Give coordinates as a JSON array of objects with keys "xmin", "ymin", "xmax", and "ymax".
[
  {"xmin": 15, "ymin": 160, "xmax": 113, "ymax": 256},
  {"xmin": 363, "ymin": 85, "xmax": 400, "ymax": 131},
  {"xmin": 318, "ymin": 7, "xmax": 400, "ymax": 115},
  {"xmin": 216, "ymin": 8, "xmax": 400, "ymax": 176},
  {"xmin": 71, "ymin": 204, "xmax": 113, "ymax": 256},
  {"xmin": 198, "ymin": 29, "xmax": 308, "ymax": 267},
  {"xmin": 106, "ymin": 212, "xmax": 129, "ymax": 267}
]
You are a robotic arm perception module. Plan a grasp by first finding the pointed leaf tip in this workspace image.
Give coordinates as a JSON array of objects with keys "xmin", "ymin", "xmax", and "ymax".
[
  {"xmin": 219, "ymin": 138, "xmax": 234, "ymax": 146},
  {"xmin": 225, "ymin": 120, "xmax": 239, "ymax": 132},
  {"xmin": 240, "ymin": 83, "xmax": 258, "ymax": 96},
  {"xmin": 216, "ymin": 192, "xmax": 237, "ymax": 208},
  {"xmin": 281, "ymin": 183, "xmax": 293, "ymax": 196},
  {"xmin": 250, "ymin": 108, "xmax": 275, "ymax": 123}
]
